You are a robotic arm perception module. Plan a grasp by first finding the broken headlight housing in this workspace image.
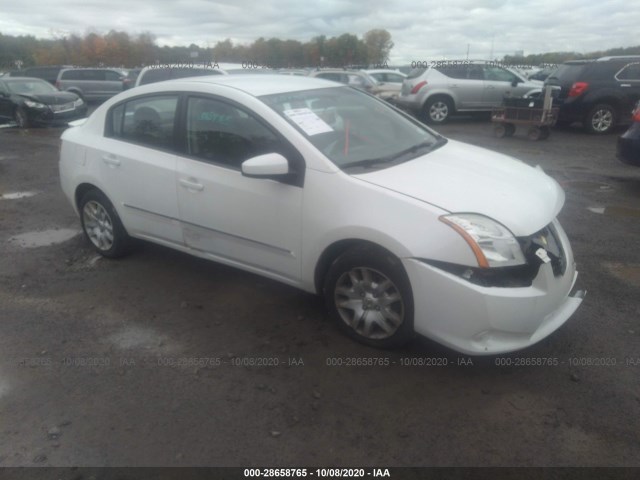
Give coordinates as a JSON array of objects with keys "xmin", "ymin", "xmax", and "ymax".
[{"xmin": 440, "ymin": 213, "xmax": 526, "ymax": 268}]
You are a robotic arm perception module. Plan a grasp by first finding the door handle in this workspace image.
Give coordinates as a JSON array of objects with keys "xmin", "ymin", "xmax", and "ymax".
[
  {"xmin": 179, "ymin": 178, "xmax": 204, "ymax": 191},
  {"xmin": 485, "ymin": 85, "xmax": 496, "ymax": 90},
  {"xmin": 449, "ymin": 84, "xmax": 459, "ymax": 88},
  {"xmin": 620, "ymin": 84, "xmax": 631, "ymax": 87},
  {"xmin": 101, "ymin": 154, "xmax": 121, "ymax": 167}
]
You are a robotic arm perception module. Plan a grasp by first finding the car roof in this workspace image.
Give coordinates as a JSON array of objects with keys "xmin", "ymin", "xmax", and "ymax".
[
  {"xmin": 365, "ymin": 69, "xmax": 405, "ymax": 75},
  {"xmin": 1, "ymin": 76, "xmax": 49, "ymax": 82},
  {"xmin": 157, "ymin": 74, "xmax": 343, "ymax": 96}
]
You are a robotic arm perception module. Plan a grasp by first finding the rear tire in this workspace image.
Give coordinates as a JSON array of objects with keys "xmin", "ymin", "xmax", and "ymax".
[
  {"xmin": 584, "ymin": 104, "xmax": 616, "ymax": 134},
  {"xmin": 323, "ymin": 244, "xmax": 414, "ymax": 349},
  {"xmin": 79, "ymin": 189, "xmax": 133, "ymax": 258},
  {"xmin": 422, "ymin": 96, "xmax": 453, "ymax": 124}
]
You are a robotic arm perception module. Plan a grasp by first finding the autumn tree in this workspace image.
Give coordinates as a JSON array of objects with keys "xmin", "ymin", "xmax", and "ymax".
[{"xmin": 364, "ymin": 29, "xmax": 394, "ymax": 65}]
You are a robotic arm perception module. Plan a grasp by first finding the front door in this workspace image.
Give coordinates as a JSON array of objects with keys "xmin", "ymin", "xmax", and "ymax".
[{"xmin": 176, "ymin": 95, "xmax": 304, "ymax": 282}]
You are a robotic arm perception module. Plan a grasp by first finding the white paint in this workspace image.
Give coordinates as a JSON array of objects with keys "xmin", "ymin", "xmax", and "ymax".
[{"xmin": 8, "ymin": 229, "xmax": 80, "ymax": 248}]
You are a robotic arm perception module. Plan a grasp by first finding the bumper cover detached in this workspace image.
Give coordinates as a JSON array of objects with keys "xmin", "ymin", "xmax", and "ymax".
[{"xmin": 403, "ymin": 220, "xmax": 585, "ymax": 355}]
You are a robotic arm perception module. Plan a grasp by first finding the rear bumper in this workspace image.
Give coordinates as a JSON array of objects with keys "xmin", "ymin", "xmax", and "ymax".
[{"xmin": 403, "ymin": 219, "xmax": 584, "ymax": 355}]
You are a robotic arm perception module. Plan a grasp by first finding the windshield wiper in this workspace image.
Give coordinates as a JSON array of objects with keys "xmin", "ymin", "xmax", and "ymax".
[{"xmin": 342, "ymin": 137, "xmax": 447, "ymax": 170}]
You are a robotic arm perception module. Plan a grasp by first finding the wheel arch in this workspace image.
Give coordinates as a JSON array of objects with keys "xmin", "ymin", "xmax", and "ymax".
[
  {"xmin": 74, "ymin": 182, "xmax": 102, "ymax": 211},
  {"xmin": 313, "ymin": 239, "xmax": 407, "ymax": 295}
]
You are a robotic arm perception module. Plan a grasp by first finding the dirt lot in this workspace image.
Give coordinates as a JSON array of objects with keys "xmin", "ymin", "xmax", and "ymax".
[{"xmin": 0, "ymin": 115, "xmax": 639, "ymax": 469}]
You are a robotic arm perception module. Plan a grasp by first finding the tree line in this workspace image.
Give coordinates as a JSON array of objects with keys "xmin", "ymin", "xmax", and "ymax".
[{"xmin": 0, "ymin": 29, "xmax": 394, "ymax": 70}]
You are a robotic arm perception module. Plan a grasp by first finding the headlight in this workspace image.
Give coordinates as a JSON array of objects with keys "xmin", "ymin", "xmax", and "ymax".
[
  {"xmin": 73, "ymin": 98, "xmax": 84, "ymax": 107},
  {"xmin": 24, "ymin": 100, "xmax": 47, "ymax": 109},
  {"xmin": 440, "ymin": 214, "xmax": 526, "ymax": 268}
]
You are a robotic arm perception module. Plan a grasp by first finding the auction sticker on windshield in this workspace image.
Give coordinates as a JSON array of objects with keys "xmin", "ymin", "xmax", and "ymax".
[{"xmin": 283, "ymin": 108, "xmax": 333, "ymax": 136}]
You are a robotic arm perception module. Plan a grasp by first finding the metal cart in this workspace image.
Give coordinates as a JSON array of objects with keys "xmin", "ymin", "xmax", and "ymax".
[{"xmin": 491, "ymin": 85, "xmax": 560, "ymax": 140}]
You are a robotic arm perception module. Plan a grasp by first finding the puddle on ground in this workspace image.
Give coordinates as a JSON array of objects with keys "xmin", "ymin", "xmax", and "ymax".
[
  {"xmin": 563, "ymin": 180, "xmax": 614, "ymax": 191},
  {"xmin": 8, "ymin": 229, "xmax": 80, "ymax": 248},
  {"xmin": 0, "ymin": 191, "xmax": 38, "ymax": 200},
  {"xmin": 603, "ymin": 263, "xmax": 640, "ymax": 288},
  {"xmin": 587, "ymin": 205, "xmax": 640, "ymax": 217},
  {"xmin": 106, "ymin": 326, "xmax": 169, "ymax": 350},
  {"xmin": 0, "ymin": 123, "xmax": 17, "ymax": 129}
]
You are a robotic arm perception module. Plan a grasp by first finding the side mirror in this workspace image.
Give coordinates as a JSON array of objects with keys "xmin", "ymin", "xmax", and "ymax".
[
  {"xmin": 511, "ymin": 79, "xmax": 521, "ymax": 87},
  {"xmin": 241, "ymin": 153, "xmax": 289, "ymax": 179}
]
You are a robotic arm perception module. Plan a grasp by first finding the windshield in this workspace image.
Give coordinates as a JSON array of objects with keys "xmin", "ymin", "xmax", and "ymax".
[
  {"xmin": 6, "ymin": 79, "xmax": 57, "ymax": 95},
  {"xmin": 260, "ymin": 86, "xmax": 443, "ymax": 170}
]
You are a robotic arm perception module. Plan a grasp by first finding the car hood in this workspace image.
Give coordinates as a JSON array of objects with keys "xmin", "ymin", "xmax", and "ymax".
[
  {"xmin": 351, "ymin": 139, "xmax": 565, "ymax": 236},
  {"xmin": 18, "ymin": 92, "xmax": 78, "ymax": 105}
]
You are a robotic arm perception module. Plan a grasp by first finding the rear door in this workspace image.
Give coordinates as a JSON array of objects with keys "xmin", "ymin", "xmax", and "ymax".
[
  {"xmin": 482, "ymin": 65, "xmax": 523, "ymax": 106},
  {"xmin": 89, "ymin": 94, "xmax": 183, "ymax": 245},
  {"xmin": 437, "ymin": 64, "xmax": 485, "ymax": 109}
]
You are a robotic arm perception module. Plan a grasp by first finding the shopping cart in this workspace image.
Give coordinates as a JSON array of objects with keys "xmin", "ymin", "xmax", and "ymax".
[{"xmin": 491, "ymin": 85, "xmax": 560, "ymax": 140}]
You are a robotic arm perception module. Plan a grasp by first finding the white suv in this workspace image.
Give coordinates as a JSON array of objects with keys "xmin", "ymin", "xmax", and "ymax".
[{"xmin": 396, "ymin": 61, "xmax": 543, "ymax": 124}]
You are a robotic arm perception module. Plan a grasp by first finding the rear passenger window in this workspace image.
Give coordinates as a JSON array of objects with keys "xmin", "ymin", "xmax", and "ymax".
[
  {"xmin": 108, "ymin": 95, "xmax": 178, "ymax": 150},
  {"xmin": 617, "ymin": 63, "xmax": 640, "ymax": 81},
  {"xmin": 185, "ymin": 96, "xmax": 282, "ymax": 169},
  {"xmin": 104, "ymin": 71, "xmax": 122, "ymax": 81}
]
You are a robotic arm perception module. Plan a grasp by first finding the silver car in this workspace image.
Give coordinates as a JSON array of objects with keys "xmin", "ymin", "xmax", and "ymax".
[
  {"xmin": 396, "ymin": 61, "xmax": 542, "ymax": 124},
  {"xmin": 56, "ymin": 68, "xmax": 126, "ymax": 102}
]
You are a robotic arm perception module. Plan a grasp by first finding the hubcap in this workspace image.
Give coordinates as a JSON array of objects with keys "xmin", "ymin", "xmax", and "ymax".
[
  {"xmin": 429, "ymin": 102, "xmax": 449, "ymax": 122},
  {"xmin": 591, "ymin": 109, "xmax": 613, "ymax": 132},
  {"xmin": 334, "ymin": 267, "xmax": 404, "ymax": 340},
  {"xmin": 83, "ymin": 201, "xmax": 114, "ymax": 251}
]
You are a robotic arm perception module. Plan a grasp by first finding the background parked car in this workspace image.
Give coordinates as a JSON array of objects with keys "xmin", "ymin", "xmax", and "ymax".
[
  {"xmin": 365, "ymin": 69, "xmax": 407, "ymax": 84},
  {"xmin": 309, "ymin": 69, "xmax": 399, "ymax": 101},
  {"xmin": 134, "ymin": 65, "xmax": 227, "ymax": 87},
  {"xmin": 55, "ymin": 68, "xmax": 126, "ymax": 102},
  {"xmin": 8, "ymin": 65, "xmax": 74, "ymax": 85},
  {"xmin": 0, "ymin": 76, "xmax": 87, "ymax": 128},
  {"xmin": 122, "ymin": 68, "xmax": 141, "ymax": 90},
  {"xmin": 545, "ymin": 56, "xmax": 640, "ymax": 134},
  {"xmin": 397, "ymin": 60, "xmax": 542, "ymax": 124},
  {"xmin": 528, "ymin": 66, "xmax": 557, "ymax": 82},
  {"xmin": 617, "ymin": 100, "xmax": 640, "ymax": 165}
]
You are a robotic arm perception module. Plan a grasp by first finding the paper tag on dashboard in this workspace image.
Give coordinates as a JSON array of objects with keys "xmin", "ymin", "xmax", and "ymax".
[{"xmin": 535, "ymin": 248, "xmax": 551, "ymax": 263}]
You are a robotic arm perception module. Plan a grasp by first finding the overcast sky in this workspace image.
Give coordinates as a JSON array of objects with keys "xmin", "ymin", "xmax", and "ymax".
[{"xmin": 1, "ymin": 0, "xmax": 637, "ymax": 64}]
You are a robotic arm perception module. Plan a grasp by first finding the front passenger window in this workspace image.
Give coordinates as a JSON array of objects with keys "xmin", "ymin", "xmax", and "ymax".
[{"xmin": 186, "ymin": 97, "xmax": 283, "ymax": 169}]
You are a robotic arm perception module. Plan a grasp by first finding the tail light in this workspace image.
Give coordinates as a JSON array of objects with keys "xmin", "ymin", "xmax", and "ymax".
[
  {"xmin": 411, "ymin": 81, "xmax": 428, "ymax": 94},
  {"xmin": 633, "ymin": 106, "xmax": 640, "ymax": 122},
  {"xmin": 568, "ymin": 82, "xmax": 588, "ymax": 97}
]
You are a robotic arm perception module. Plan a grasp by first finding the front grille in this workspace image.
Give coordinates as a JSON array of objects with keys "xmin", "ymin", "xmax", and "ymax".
[
  {"xmin": 518, "ymin": 223, "xmax": 566, "ymax": 277},
  {"xmin": 52, "ymin": 102, "xmax": 75, "ymax": 113}
]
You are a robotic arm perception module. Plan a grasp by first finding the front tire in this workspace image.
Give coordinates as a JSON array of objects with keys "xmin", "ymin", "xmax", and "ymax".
[
  {"xmin": 79, "ymin": 189, "xmax": 132, "ymax": 258},
  {"xmin": 584, "ymin": 104, "xmax": 616, "ymax": 134},
  {"xmin": 422, "ymin": 96, "xmax": 453, "ymax": 124},
  {"xmin": 323, "ymin": 245, "xmax": 414, "ymax": 348}
]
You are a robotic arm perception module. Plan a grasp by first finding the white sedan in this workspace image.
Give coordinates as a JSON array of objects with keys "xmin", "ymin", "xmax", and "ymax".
[{"xmin": 59, "ymin": 75, "xmax": 585, "ymax": 354}]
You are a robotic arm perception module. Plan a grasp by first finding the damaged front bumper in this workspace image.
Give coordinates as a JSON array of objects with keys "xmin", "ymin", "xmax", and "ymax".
[{"xmin": 403, "ymin": 219, "xmax": 585, "ymax": 355}]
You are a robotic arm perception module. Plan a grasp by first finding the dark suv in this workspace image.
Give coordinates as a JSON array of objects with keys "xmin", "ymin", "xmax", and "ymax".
[
  {"xmin": 545, "ymin": 56, "xmax": 640, "ymax": 133},
  {"xmin": 8, "ymin": 65, "xmax": 74, "ymax": 85}
]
